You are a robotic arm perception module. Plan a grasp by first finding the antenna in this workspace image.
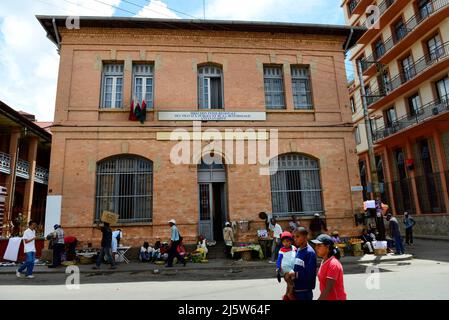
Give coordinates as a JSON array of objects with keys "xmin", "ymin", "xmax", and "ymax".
[{"xmin": 203, "ymin": 0, "xmax": 206, "ymax": 20}]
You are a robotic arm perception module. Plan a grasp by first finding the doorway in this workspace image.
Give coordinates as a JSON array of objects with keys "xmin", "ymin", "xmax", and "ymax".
[{"xmin": 198, "ymin": 157, "xmax": 227, "ymax": 241}]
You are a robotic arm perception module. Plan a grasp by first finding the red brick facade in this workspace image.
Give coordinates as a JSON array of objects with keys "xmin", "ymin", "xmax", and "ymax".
[{"xmin": 42, "ymin": 18, "xmax": 364, "ymax": 246}]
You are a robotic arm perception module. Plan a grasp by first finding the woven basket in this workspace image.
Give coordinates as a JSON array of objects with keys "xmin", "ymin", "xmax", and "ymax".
[{"xmin": 79, "ymin": 256, "xmax": 94, "ymax": 265}]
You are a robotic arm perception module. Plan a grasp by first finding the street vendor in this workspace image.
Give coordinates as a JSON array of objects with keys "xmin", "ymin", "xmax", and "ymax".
[{"xmin": 223, "ymin": 222, "xmax": 234, "ymax": 259}]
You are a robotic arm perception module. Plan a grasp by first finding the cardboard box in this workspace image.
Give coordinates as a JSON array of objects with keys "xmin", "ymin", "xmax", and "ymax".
[
  {"xmin": 374, "ymin": 249, "xmax": 387, "ymax": 256},
  {"xmin": 101, "ymin": 211, "xmax": 119, "ymax": 225}
]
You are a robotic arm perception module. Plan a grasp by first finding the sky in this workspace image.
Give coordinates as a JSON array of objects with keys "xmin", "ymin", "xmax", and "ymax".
[{"xmin": 0, "ymin": 0, "xmax": 348, "ymax": 121}]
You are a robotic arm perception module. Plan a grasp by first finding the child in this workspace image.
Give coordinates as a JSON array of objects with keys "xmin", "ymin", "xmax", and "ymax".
[
  {"xmin": 276, "ymin": 231, "xmax": 297, "ymax": 300},
  {"xmin": 139, "ymin": 241, "xmax": 152, "ymax": 262}
]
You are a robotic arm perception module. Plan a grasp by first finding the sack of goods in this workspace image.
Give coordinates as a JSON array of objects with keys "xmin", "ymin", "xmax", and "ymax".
[{"xmin": 101, "ymin": 210, "xmax": 119, "ymax": 225}]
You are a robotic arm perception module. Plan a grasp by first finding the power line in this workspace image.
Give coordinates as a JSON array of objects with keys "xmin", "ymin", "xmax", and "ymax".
[{"xmin": 121, "ymin": 0, "xmax": 200, "ymax": 19}]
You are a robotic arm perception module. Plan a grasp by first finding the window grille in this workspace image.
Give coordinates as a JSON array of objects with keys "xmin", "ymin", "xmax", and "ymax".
[
  {"xmin": 292, "ymin": 66, "xmax": 313, "ymax": 109},
  {"xmin": 95, "ymin": 156, "xmax": 153, "ymax": 223},
  {"xmin": 264, "ymin": 66, "xmax": 286, "ymax": 109},
  {"xmin": 270, "ymin": 153, "xmax": 323, "ymax": 216}
]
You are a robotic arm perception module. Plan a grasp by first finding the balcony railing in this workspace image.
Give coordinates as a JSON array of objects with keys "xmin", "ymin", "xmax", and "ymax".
[
  {"xmin": 348, "ymin": 0, "xmax": 360, "ymax": 15},
  {"xmin": 0, "ymin": 151, "xmax": 48, "ymax": 184},
  {"xmin": 367, "ymin": 41, "xmax": 449, "ymax": 106},
  {"xmin": 34, "ymin": 166, "xmax": 49, "ymax": 185},
  {"xmin": 373, "ymin": 95, "xmax": 449, "ymax": 142},
  {"xmin": 361, "ymin": 0, "xmax": 395, "ymax": 29},
  {"xmin": 16, "ymin": 159, "xmax": 30, "ymax": 179},
  {"xmin": 0, "ymin": 152, "xmax": 11, "ymax": 175},
  {"xmin": 361, "ymin": 0, "xmax": 449, "ymax": 72}
]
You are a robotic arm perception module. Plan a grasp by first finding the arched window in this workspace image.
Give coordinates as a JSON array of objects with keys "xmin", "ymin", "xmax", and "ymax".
[
  {"xmin": 198, "ymin": 65, "xmax": 224, "ymax": 109},
  {"xmin": 96, "ymin": 155, "xmax": 153, "ymax": 223},
  {"xmin": 270, "ymin": 153, "xmax": 323, "ymax": 216}
]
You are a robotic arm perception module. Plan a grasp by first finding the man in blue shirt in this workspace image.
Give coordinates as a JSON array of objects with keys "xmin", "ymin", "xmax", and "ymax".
[
  {"xmin": 166, "ymin": 219, "xmax": 187, "ymax": 267},
  {"xmin": 291, "ymin": 227, "xmax": 317, "ymax": 300}
]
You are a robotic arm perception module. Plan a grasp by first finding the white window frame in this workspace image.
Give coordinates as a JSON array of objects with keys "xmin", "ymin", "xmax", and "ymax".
[
  {"xmin": 264, "ymin": 66, "xmax": 286, "ymax": 110},
  {"xmin": 132, "ymin": 64, "xmax": 154, "ymax": 108},
  {"xmin": 198, "ymin": 66, "xmax": 224, "ymax": 110},
  {"xmin": 291, "ymin": 66, "xmax": 313, "ymax": 110},
  {"xmin": 101, "ymin": 64, "xmax": 124, "ymax": 109}
]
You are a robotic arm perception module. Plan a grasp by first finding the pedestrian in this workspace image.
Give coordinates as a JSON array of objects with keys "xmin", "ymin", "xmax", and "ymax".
[
  {"xmin": 17, "ymin": 220, "xmax": 38, "ymax": 279},
  {"xmin": 269, "ymin": 218, "xmax": 283, "ymax": 264},
  {"xmin": 403, "ymin": 212, "xmax": 416, "ymax": 246},
  {"xmin": 111, "ymin": 229, "xmax": 122, "ymax": 262},
  {"xmin": 276, "ymin": 231, "xmax": 297, "ymax": 300},
  {"xmin": 291, "ymin": 227, "xmax": 317, "ymax": 301},
  {"xmin": 312, "ymin": 234, "xmax": 347, "ymax": 300},
  {"xmin": 93, "ymin": 222, "xmax": 116, "ymax": 270},
  {"xmin": 166, "ymin": 219, "xmax": 187, "ymax": 267},
  {"xmin": 386, "ymin": 213, "xmax": 405, "ymax": 255},
  {"xmin": 309, "ymin": 213, "xmax": 327, "ymax": 239},
  {"xmin": 48, "ymin": 224, "xmax": 64, "ymax": 268},
  {"xmin": 289, "ymin": 215, "xmax": 300, "ymax": 232},
  {"xmin": 374, "ymin": 196, "xmax": 387, "ymax": 241},
  {"xmin": 223, "ymin": 222, "xmax": 234, "ymax": 259}
]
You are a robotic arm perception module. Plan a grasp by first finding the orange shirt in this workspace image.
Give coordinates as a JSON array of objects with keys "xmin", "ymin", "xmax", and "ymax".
[{"xmin": 318, "ymin": 256, "xmax": 347, "ymax": 300}]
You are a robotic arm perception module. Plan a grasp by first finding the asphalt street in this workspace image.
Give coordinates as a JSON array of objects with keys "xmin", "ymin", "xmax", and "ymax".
[{"xmin": 0, "ymin": 240, "xmax": 448, "ymax": 300}]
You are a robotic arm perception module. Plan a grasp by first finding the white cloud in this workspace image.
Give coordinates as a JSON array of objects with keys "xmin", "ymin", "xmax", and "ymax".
[
  {"xmin": 201, "ymin": 0, "xmax": 343, "ymax": 24},
  {"xmin": 135, "ymin": 0, "xmax": 179, "ymax": 19},
  {"xmin": 0, "ymin": 0, "xmax": 122, "ymax": 121}
]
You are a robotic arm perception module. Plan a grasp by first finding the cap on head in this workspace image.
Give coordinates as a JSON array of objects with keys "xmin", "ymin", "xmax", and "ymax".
[
  {"xmin": 314, "ymin": 213, "xmax": 320, "ymax": 217},
  {"xmin": 168, "ymin": 219, "xmax": 176, "ymax": 225},
  {"xmin": 225, "ymin": 222, "xmax": 231, "ymax": 227},
  {"xmin": 332, "ymin": 231, "xmax": 339, "ymax": 236},
  {"xmin": 311, "ymin": 234, "xmax": 334, "ymax": 246},
  {"xmin": 281, "ymin": 231, "xmax": 293, "ymax": 241},
  {"xmin": 53, "ymin": 224, "xmax": 60, "ymax": 230}
]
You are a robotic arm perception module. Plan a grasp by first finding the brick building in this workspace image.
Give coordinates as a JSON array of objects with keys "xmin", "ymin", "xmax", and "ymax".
[
  {"xmin": 38, "ymin": 16, "xmax": 365, "ymax": 246},
  {"xmin": 342, "ymin": 0, "xmax": 449, "ymax": 238}
]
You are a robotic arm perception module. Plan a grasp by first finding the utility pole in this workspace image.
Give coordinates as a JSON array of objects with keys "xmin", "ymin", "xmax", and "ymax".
[
  {"xmin": 357, "ymin": 59, "xmax": 380, "ymax": 197},
  {"xmin": 357, "ymin": 59, "xmax": 386, "ymax": 241}
]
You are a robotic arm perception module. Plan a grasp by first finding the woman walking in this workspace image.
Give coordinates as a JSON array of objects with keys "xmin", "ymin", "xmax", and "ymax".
[{"xmin": 312, "ymin": 234, "xmax": 347, "ymax": 300}]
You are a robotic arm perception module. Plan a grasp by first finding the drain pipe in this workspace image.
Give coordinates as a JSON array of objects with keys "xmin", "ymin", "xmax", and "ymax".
[
  {"xmin": 344, "ymin": 28, "xmax": 355, "ymax": 53},
  {"xmin": 52, "ymin": 18, "xmax": 61, "ymax": 54}
]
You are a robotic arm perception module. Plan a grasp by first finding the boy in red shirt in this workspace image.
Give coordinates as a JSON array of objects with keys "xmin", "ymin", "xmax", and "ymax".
[{"xmin": 312, "ymin": 234, "xmax": 347, "ymax": 300}]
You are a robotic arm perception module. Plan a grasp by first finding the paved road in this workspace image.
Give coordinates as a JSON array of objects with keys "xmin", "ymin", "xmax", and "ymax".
[
  {"xmin": 0, "ymin": 258, "xmax": 448, "ymax": 300},
  {"xmin": 1, "ymin": 240, "xmax": 447, "ymax": 300}
]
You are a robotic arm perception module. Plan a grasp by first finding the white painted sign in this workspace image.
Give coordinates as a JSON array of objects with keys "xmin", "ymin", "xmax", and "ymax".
[
  {"xmin": 158, "ymin": 111, "xmax": 267, "ymax": 121},
  {"xmin": 351, "ymin": 186, "xmax": 364, "ymax": 192},
  {"xmin": 44, "ymin": 195, "xmax": 62, "ymax": 237}
]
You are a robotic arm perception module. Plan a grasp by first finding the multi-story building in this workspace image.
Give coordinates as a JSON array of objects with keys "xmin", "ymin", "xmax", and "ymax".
[
  {"xmin": 0, "ymin": 100, "xmax": 51, "ymax": 237},
  {"xmin": 38, "ymin": 16, "xmax": 365, "ymax": 245},
  {"xmin": 343, "ymin": 0, "xmax": 449, "ymax": 237}
]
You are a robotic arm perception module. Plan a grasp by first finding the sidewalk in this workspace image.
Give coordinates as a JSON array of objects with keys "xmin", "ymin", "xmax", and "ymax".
[{"xmin": 0, "ymin": 253, "xmax": 413, "ymax": 275}]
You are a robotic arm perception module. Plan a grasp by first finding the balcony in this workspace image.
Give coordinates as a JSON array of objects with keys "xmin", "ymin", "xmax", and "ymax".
[
  {"xmin": 361, "ymin": 0, "xmax": 449, "ymax": 76},
  {"xmin": 0, "ymin": 152, "xmax": 11, "ymax": 175},
  {"xmin": 351, "ymin": 0, "xmax": 372, "ymax": 16},
  {"xmin": 34, "ymin": 166, "xmax": 49, "ymax": 185},
  {"xmin": 373, "ymin": 95, "xmax": 449, "ymax": 142},
  {"xmin": 367, "ymin": 41, "xmax": 449, "ymax": 109},
  {"xmin": 0, "ymin": 151, "xmax": 49, "ymax": 185},
  {"xmin": 358, "ymin": 0, "xmax": 410, "ymax": 44}
]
